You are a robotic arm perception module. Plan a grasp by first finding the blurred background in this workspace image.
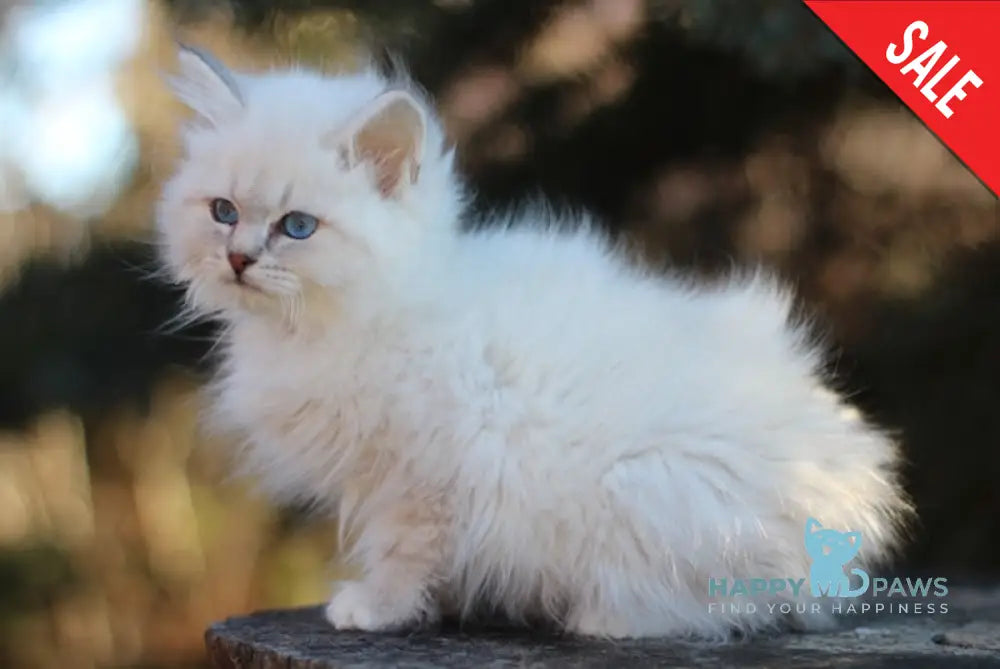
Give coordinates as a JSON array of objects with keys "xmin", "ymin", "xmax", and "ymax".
[{"xmin": 0, "ymin": 0, "xmax": 997, "ymax": 666}]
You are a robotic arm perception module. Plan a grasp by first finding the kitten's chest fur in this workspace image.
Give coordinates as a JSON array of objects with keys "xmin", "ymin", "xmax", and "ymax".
[{"xmin": 213, "ymin": 315, "xmax": 461, "ymax": 496}]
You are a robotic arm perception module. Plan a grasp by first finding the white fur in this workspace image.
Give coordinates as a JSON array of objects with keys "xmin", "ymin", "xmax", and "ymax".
[{"xmin": 156, "ymin": 49, "xmax": 912, "ymax": 640}]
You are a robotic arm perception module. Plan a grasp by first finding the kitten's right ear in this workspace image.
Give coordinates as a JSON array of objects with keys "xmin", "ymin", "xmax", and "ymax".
[
  {"xmin": 805, "ymin": 517, "xmax": 822, "ymax": 534},
  {"xmin": 167, "ymin": 43, "xmax": 244, "ymax": 126}
]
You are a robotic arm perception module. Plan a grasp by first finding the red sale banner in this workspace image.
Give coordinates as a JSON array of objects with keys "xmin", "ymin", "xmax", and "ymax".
[{"xmin": 805, "ymin": 1, "xmax": 999, "ymax": 197}]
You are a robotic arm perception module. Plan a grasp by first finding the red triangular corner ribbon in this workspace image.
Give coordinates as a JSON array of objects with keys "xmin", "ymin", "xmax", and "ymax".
[{"xmin": 805, "ymin": 0, "xmax": 999, "ymax": 197}]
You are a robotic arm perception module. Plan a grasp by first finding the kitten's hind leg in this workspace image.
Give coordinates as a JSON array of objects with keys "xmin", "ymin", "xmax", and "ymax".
[{"xmin": 325, "ymin": 490, "xmax": 451, "ymax": 632}]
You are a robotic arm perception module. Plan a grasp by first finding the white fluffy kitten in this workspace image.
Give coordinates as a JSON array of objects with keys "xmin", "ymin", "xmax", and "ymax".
[{"xmin": 157, "ymin": 45, "xmax": 912, "ymax": 639}]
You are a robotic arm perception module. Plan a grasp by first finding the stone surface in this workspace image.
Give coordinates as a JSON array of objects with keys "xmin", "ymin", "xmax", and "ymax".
[{"xmin": 207, "ymin": 586, "xmax": 1000, "ymax": 668}]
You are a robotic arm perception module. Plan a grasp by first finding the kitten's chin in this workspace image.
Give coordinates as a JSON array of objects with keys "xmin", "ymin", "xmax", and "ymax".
[
  {"xmin": 192, "ymin": 277, "xmax": 283, "ymax": 318},
  {"xmin": 229, "ymin": 276, "xmax": 266, "ymax": 295}
]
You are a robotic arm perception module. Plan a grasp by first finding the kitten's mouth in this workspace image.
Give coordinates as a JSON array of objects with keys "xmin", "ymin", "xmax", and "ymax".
[{"xmin": 230, "ymin": 276, "xmax": 264, "ymax": 294}]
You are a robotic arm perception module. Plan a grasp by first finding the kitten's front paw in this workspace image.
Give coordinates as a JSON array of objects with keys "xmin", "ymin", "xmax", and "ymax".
[{"xmin": 324, "ymin": 581, "xmax": 424, "ymax": 632}]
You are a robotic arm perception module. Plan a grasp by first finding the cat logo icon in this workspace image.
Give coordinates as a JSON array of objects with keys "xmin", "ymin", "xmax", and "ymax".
[{"xmin": 805, "ymin": 518, "xmax": 871, "ymax": 598}]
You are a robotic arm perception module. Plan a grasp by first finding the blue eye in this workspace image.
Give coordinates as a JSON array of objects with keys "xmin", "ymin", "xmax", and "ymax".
[
  {"xmin": 279, "ymin": 211, "xmax": 319, "ymax": 239},
  {"xmin": 210, "ymin": 198, "xmax": 239, "ymax": 225}
]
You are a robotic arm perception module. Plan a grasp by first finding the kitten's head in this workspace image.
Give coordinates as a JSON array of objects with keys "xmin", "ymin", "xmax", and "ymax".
[
  {"xmin": 804, "ymin": 518, "xmax": 862, "ymax": 565},
  {"xmin": 157, "ymin": 45, "xmax": 463, "ymax": 327}
]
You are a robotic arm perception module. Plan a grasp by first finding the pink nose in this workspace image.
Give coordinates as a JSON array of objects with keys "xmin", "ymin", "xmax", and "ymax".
[{"xmin": 227, "ymin": 252, "xmax": 256, "ymax": 276}]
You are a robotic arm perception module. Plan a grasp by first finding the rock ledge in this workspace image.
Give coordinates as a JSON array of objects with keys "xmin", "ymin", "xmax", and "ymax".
[{"xmin": 206, "ymin": 586, "xmax": 1000, "ymax": 668}]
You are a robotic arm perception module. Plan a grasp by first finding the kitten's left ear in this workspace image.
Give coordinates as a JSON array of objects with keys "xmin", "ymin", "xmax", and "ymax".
[
  {"xmin": 330, "ymin": 90, "xmax": 426, "ymax": 198},
  {"xmin": 167, "ymin": 43, "xmax": 244, "ymax": 126},
  {"xmin": 845, "ymin": 531, "xmax": 862, "ymax": 548}
]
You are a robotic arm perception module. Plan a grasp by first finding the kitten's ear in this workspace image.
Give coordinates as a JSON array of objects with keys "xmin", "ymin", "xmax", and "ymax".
[
  {"xmin": 805, "ymin": 517, "xmax": 822, "ymax": 534},
  {"xmin": 332, "ymin": 90, "xmax": 426, "ymax": 198},
  {"xmin": 845, "ymin": 531, "xmax": 862, "ymax": 548},
  {"xmin": 167, "ymin": 43, "xmax": 244, "ymax": 126}
]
